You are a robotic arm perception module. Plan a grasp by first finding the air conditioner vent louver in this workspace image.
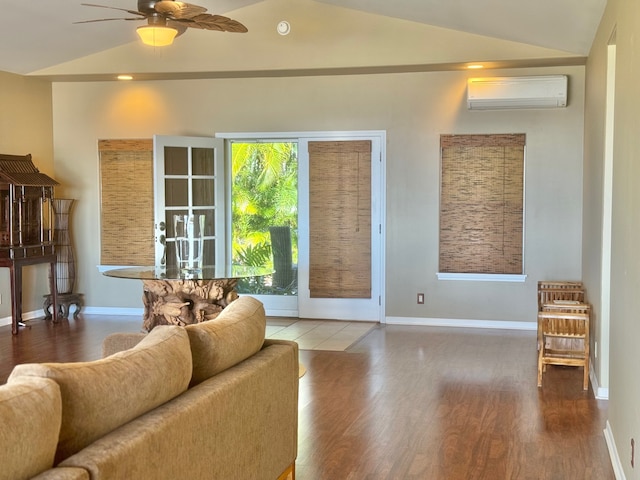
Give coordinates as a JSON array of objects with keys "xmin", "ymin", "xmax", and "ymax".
[{"xmin": 467, "ymin": 75, "xmax": 568, "ymax": 110}]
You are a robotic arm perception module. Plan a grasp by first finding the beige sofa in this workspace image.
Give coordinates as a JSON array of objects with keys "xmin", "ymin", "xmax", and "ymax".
[{"xmin": 0, "ymin": 296, "xmax": 299, "ymax": 480}]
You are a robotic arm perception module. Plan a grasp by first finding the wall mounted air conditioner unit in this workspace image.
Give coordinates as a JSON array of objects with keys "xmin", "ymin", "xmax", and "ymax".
[{"xmin": 467, "ymin": 75, "xmax": 568, "ymax": 110}]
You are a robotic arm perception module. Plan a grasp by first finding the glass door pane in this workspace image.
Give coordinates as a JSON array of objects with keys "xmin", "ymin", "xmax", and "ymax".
[{"xmin": 154, "ymin": 135, "xmax": 225, "ymax": 268}]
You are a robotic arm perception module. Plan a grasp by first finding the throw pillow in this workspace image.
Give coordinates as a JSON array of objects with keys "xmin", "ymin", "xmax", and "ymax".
[{"xmin": 186, "ymin": 295, "xmax": 266, "ymax": 386}]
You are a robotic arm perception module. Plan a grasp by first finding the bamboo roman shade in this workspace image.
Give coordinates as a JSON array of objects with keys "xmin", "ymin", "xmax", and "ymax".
[
  {"xmin": 308, "ymin": 140, "xmax": 372, "ymax": 298},
  {"xmin": 99, "ymin": 139, "xmax": 155, "ymax": 265},
  {"xmin": 439, "ymin": 134, "xmax": 525, "ymax": 274}
]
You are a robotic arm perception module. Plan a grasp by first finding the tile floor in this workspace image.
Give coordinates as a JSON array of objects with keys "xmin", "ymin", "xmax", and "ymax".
[{"xmin": 266, "ymin": 318, "xmax": 377, "ymax": 351}]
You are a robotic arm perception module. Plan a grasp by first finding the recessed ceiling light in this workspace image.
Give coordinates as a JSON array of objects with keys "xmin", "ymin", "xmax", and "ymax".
[
  {"xmin": 277, "ymin": 21, "xmax": 290, "ymax": 35},
  {"xmin": 117, "ymin": 75, "xmax": 134, "ymax": 81}
]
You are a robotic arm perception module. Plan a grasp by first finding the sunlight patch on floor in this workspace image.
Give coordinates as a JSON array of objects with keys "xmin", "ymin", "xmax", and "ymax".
[{"xmin": 266, "ymin": 319, "xmax": 376, "ymax": 351}]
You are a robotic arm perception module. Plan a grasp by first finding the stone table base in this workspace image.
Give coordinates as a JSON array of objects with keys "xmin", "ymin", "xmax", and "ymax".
[{"xmin": 141, "ymin": 278, "xmax": 239, "ymax": 332}]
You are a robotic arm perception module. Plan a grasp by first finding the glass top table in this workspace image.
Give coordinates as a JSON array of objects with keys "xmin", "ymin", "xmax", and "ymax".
[
  {"xmin": 103, "ymin": 265, "xmax": 272, "ymax": 331},
  {"xmin": 103, "ymin": 265, "xmax": 272, "ymax": 281}
]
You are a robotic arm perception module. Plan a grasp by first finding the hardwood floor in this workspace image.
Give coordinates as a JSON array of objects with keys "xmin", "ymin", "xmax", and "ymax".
[{"xmin": 0, "ymin": 316, "xmax": 613, "ymax": 479}]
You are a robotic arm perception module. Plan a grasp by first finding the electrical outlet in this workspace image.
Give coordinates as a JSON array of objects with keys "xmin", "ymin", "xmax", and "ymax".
[{"xmin": 417, "ymin": 293, "xmax": 425, "ymax": 304}]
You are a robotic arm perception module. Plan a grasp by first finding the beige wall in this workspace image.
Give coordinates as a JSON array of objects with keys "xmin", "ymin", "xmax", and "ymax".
[
  {"xmin": 0, "ymin": 71, "xmax": 53, "ymax": 320},
  {"xmin": 586, "ymin": 0, "xmax": 640, "ymax": 477},
  {"xmin": 48, "ymin": 65, "xmax": 585, "ymax": 324}
]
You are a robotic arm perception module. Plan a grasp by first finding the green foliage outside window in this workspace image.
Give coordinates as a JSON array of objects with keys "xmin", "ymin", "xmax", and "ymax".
[{"xmin": 231, "ymin": 142, "xmax": 298, "ymax": 294}]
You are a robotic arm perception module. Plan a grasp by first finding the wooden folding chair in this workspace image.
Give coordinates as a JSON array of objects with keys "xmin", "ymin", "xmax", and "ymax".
[
  {"xmin": 540, "ymin": 301, "xmax": 591, "ymax": 353},
  {"xmin": 536, "ymin": 281, "xmax": 586, "ymax": 353},
  {"xmin": 537, "ymin": 281, "xmax": 585, "ymax": 311},
  {"xmin": 537, "ymin": 310, "xmax": 590, "ymax": 390}
]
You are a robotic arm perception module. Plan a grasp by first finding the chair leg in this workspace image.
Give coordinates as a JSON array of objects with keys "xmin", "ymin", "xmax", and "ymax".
[
  {"xmin": 583, "ymin": 358, "xmax": 589, "ymax": 391},
  {"xmin": 537, "ymin": 350, "xmax": 543, "ymax": 387}
]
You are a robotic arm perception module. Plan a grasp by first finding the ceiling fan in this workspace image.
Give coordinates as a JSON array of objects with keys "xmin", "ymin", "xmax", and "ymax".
[{"xmin": 77, "ymin": 0, "xmax": 248, "ymax": 47}]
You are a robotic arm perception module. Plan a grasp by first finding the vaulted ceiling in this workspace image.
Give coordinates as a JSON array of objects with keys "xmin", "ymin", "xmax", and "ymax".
[{"xmin": 1, "ymin": 0, "xmax": 606, "ymax": 77}]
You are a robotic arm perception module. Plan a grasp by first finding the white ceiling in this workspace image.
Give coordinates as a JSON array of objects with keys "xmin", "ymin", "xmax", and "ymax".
[{"xmin": 0, "ymin": 0, "xmax": 606, "ymax": 75}]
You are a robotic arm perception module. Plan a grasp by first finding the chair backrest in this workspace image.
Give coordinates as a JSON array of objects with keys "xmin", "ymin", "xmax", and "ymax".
[
  {"xmin": 537, "ymin": 311, "xmax": 589, "ymax": 338},
  {"xmin": 270, "ymin": 226, "xmax": 293, "ymax": 267},
  {"xmin": 269, "ymin": 226, "xmax": 296, "ymax": 289},
  {"xmin": 538, "ymin": 281, "xmax": 584, "ymax": 291},
  {"xmin": 537, "ymin": 281, "xmax": 585, "ymax": 310},
  {"xmin": 541, "ymin": 302, "xmax": 591, "ymax": 315},
  {"xmin": 538, "ymin": 289, "xmax": 585, "ymax": 310}
]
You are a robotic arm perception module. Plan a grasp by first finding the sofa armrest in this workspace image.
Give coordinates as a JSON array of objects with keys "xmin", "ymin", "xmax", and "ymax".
[
  {"xmin": 31, "ymin": 467, "xmax": 90, "ymax": 480},
  {"xmin": 102, "ymin": 333, "xmax": 146, "ymax": 358},
  {"xmin": 263, "ymin": 338, "xmax": 299, "ymax": 353}
]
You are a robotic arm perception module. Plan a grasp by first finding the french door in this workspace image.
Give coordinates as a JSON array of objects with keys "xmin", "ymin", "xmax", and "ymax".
[
  {"xmin": 153, "ymin": 135, "xmax": 226, "ymax": 268},
  {"xmin": 297, "ymin": 135, "xmax": 384, "ymax": 321},
  {"xmin": 153, "ymin": 132, "xmax": 386, "ymax": 322}
]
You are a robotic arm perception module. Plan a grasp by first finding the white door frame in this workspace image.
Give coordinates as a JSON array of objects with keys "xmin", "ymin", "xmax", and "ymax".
[{"xmin": 216, "ymin": 130, "xmax": 386, "ymax": 323}]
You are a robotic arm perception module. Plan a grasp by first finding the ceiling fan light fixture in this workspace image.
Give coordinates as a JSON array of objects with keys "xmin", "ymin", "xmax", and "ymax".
[{"xmin": 136, "ymin": 25, "xmax": 178, "ymax": 47}]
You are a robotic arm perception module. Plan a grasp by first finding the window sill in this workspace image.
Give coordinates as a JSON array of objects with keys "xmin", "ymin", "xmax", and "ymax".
[{"xmin": 437, "ymin": 273, "xmax": 527, "ymax": 283}]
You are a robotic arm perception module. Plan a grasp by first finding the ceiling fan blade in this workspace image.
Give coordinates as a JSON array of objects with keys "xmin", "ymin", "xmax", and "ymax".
[
  {"xmin": 74, "ymin": 17, "xmax": 145, "ymax": 24},
  {"xmin": 80, "ymin": 3, "xmax": 146, "ymax": 17},
  {"xmin": 154, "ymin": 1, "xmax": 207, "ymax": 19},
  {"xmin": 174, "ymin": 14, "xmax": 248, "ymax": 33}
]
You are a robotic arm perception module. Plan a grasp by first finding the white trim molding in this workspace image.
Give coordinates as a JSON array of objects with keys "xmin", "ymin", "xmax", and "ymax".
[
  {"xmin": 82, "ymin": 306, "xmax": 144, "ymax": 316},
  {"xmin": 604, "ymin": 420, "xmax": 626, "ymax": 480},
  {"xmin": 590, "ymin": 363, "xmax": 609, "ymax": 400},
  {"xmin": 386, "ymin": 316, "xmax": 536, "ymax": 331},
  {"xmin": 3, "ymin": 307, "xmax": 147, "ymax": 320},
  {"xmin": 437, "ymin": 273, "xmax": 527, "ymax": 282},
  {"xmin": 0, "ymin": 309, "xmax": 46, "ymax": 327}
]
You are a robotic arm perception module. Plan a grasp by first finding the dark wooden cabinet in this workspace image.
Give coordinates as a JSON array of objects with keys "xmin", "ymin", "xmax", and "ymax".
[{"xmin": 0, "ymin": 154, "xmax": 58, "ymax": 334}]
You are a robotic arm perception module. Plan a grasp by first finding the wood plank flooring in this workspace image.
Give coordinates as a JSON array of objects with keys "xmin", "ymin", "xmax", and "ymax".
[{"xmin": 0, "ymin": 316, "xmax": 613, "ymax": 479}]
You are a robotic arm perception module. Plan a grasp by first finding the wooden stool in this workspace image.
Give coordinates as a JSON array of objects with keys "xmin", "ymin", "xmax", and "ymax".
[{"xmin": 43, "ymin": 292, "xmax": 84, "ymax": 319}]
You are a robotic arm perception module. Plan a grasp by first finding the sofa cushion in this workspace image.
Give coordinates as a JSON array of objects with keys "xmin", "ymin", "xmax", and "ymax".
[
  {"xmin": 8, "ymin": 325, "xmax": 192, "ymax": 464},
  {"xmin": 0, "ymin": 377, "xmax": 62, "ymax": 480},
  {"xmin": 186, "ymin": 295, "xmax": 266, "ymax": 386}
]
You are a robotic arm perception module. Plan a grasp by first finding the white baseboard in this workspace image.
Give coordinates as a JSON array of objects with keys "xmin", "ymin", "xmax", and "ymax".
[
  {"xmin": 1, "ymin": 305, "xmax": 335, "ymax": 323},
  {"xmin": 0, "ymin": 308, "xmax": 45, "ymax": 327},
  {"xmin": 84, "ymin": 307, "xmax": 376, "ymax": 320},
  {"xmin": 262, "ymin": 308, "xmax": 299, "ymax": 317},
  {"xmin": 0, "ymin": 307, "xmax": 145, "ymax": 327},
  {"xmin": 590, "ymin": 363, "xmax": 609, "ymax": 400},
  {"xmin": 81, "ymin": 307, "xmax": 144, "ymax": 316},
  {"xmin": 604, "ymin": 420, "xmax": 626, "ymax": 480},
  {"xmin": 385, "ymin": 316, "xmax": 537, "ymax": 331}
]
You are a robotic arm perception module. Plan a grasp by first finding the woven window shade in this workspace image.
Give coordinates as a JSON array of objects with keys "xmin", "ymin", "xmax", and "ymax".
[
  {"xmin": 309, "ymin": 140, "xmax": 372, "ymax": 298},
  {"xmin": 439, "ymin": 134, "xmax": 525, "ymax": 274},
  {"xmin": 99, "ymin": 139, "xmax": 155, "ymax": 265}
]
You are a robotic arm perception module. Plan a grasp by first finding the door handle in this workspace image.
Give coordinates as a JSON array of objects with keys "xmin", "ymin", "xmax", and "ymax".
[{"xmin": 159, "ymin": 234, "xmax": 166, "ymax": 265}]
